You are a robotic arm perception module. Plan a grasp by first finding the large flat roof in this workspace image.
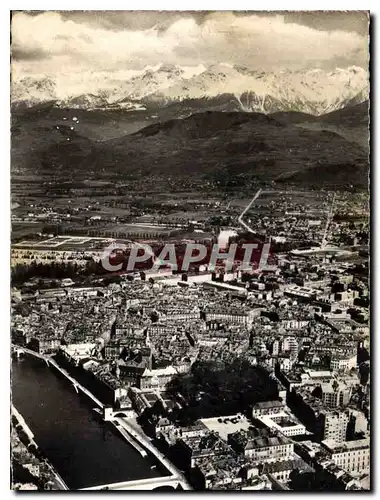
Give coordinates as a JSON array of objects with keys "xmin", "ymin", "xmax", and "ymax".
[
  {"xmin": 322, "ymin": 438, "xmax": 370, "ymax": 453},
  {"xmin": 201, "ymin": 415, "xmax": 251, "ymax": 442}
]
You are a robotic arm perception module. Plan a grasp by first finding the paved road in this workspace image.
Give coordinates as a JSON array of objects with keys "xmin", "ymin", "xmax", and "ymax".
[
  {"xmin": 81, "ymin": 474, "xmax": 180, "ymax": 491},
  {"xmin": 238, "ymin": 189, "xmax": 262, "ymax": 234},
  {"xmin": 115, "ymin": 417, "xmax": 192, "ymax": 490}
]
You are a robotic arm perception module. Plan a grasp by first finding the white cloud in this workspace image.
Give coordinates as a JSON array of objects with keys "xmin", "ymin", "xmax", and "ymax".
[{"xmin": 12, "ymin": 11, "xmax": 368, "ymax": 82}]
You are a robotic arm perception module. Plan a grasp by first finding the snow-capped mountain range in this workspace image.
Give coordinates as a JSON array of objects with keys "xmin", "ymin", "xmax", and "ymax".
[{"xmin": 12, "ymin": 63, "xmax": 368, "ymax": 116}]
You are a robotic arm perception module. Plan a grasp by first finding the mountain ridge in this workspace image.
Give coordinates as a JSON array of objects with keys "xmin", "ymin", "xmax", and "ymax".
[
  {"xmin": 12, "ymin": 64, "xmax": 368, "ymax": 116},
  {"xmin": 24, "ymin": 109, "xmax": 365, "ymax": 189}
]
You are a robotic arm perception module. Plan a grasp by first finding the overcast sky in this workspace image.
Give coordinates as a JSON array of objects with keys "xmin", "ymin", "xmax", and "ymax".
[{"xmin": 11, "ymin": 10, "xmax": 369, "ymax": 79}]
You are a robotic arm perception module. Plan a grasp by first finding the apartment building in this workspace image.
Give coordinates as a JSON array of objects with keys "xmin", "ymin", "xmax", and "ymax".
[
  {"xmin": 228, "ymin": 429, "xmax": 294, "ymax": 463},
  {"xmin": 321, "ymin": 382, "xmax": 351, "ymax": 408},
  {"xmin": 322, "ymin": 411, "xmax": 350, "ymax": 443},
  {"xmin": 330, "ymin": 353, "xmax": 357, "ymax": 373},
  {"xmin": 322, "ymin": 439, "xmax": 370, "ymax": 474},
  {"xmin": 258, "ymin": 413, "xmax": 306, "ymax": 438}
]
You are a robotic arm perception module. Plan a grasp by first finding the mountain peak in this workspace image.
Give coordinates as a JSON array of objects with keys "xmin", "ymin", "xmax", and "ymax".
[
  {"xmin": 157, "ymin": 64, "xmax": 184, "ymax": 75},
  {"xmin": 12, "ymin": 65, "xmax": 369, "ymax": 116}
]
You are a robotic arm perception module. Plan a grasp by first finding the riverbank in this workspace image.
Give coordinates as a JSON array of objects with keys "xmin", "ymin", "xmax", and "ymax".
[
  {"xmin": 112, "ymin": 421, "xmax": 148, "ymax": 458},
  {"xmin": 11, "ymin": 407, "xmax": 68, "ymax": 491},
  {"xmin": 13, "ymin": 349, "xmax": 176, "ymax": 471},
  {"xmin": 114, "ymin": 416, "xmax": 192, "ymax": 490},
  {"xmin": 11, "ymin": 354, "xmax": 167, "ymax": 488},
  {"xmin": 16, "ymin": 350, "xmax": 151, "ymax": 460}
]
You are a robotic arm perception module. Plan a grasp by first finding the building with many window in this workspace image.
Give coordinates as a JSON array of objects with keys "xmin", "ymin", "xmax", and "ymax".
[
  {"xmin": 139, "ymin": 365, "xmax": 179, "ymax": 391},
  {"xmin": 330, "ymin": 353, "xmax": 357, "ymax": 373},
  {"xmin": 252, "ymin": 401, "xmax": 285, "ymax": 418},
  {"xmin": 322, "ymin": 411, "xmax": 350, "ymax": 443},
  {"xmin": 320, "ymin": 382, "xmax": 351, "ymax": 408},
  {"xmin": 228, "ymin": 428, "xmax": 293, "ymax": 463},
  {"xmin": 321, "ymin": 438, "xmax": 370, "ymax": 474},
  {"xmin": 257, "ymin": 412, "xmax": 306, "ymax": 438}
]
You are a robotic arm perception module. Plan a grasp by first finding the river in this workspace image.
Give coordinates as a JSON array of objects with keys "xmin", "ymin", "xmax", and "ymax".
[{"xmin": 11, "ymin": 356, "xmax": 165, "ymax": 490}]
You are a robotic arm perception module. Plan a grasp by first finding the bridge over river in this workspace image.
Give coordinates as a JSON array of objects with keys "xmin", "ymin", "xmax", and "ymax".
[
  {"xmin": 12, "ymin": 346, "xmax": 192, "ymax": 490},
  {"xmin": 81, "ymin": 474, "xmax": 187, "ymax": 491},
  {"xmin": 11, "ymin": 345, "xmax": 104, "ymax": 408}
]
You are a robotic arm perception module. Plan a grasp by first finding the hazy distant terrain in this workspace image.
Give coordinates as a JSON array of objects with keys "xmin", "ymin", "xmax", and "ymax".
[{"xmin": 11, "ymin": 99, "xmax": 369, "ymax": 198}]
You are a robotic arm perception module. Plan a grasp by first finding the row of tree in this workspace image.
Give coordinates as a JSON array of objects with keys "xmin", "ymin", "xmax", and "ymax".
[
  {"xmin": 165, "ymin": 357, "xmax": 279, "ymax": 425},
  {"xmin": 11, "ymin": 260, "xmax": 108, "ymax": 286}
]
